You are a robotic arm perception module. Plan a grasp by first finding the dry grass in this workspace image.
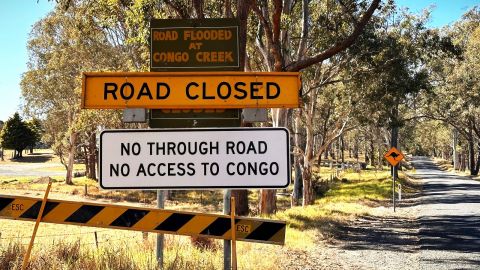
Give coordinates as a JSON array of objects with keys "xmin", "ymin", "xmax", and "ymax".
[{"xmin": 432, "ymin": 157, "xmax": 480, "ymax": 181}]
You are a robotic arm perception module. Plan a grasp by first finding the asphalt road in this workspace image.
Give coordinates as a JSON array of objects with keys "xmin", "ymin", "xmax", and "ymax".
[
  {"xmin": 0, "ymin": 163, "xmax": 65, "ymax": 177},
  {"xmin": 412, "ymin": 157, "xmax": 480, "ymax": 270}
]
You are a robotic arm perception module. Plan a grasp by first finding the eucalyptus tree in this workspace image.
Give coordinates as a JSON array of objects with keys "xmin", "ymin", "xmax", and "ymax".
[
  {"xmin": 402, "ymin": 120, "xmax": 451, "ymax": 158},
  {"xmin": 162, "ymin": 0, "xmax": 381, "ymax": 211},
  {"xmin": 74, "ymin": 110, "xmax": 123, "ymax": 180},
  {"xmin": 21, "ymin": 1, "xmax": 138, "ymax": 184},
  {"xmin": 344, "ymin": 7, "xmax": 433, "ymax": 175},
  {"xmin": 246, "ymin": 0, "xmax": 381, "ymax": 211},
  {"xmin": 424, "ymin": 8, "xmax": 480, "ymax": 175},
  {"xmin": 457, "ymin": 20, "xmax": 480, "ymax": 174}
]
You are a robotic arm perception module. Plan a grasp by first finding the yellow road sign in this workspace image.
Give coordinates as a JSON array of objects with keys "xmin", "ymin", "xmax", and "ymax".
[
  {"xmin": 384, "ymin": 147, "xmax": 404, "ymax": 166},
  {"xmin": 0, "ymin": 194, "xmax": 286, "ymax": 245},
  {"xmin": 81, "ymin": 72, "xmax": 300, "ymax": 109}
]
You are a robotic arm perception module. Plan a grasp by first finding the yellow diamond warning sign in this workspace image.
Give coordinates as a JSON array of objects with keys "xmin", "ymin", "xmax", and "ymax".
[{"xmin": 383, "ymin": 147, "xmax": 404, "ymax": 166}]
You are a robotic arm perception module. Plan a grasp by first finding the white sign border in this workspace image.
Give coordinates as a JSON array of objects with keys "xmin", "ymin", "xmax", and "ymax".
[{"xmin": 99, "ymin": 127, "xmax": 291, "ymax": 190}]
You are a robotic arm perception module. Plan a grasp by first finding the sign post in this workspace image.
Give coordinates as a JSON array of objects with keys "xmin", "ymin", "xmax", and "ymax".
[
  {"xmin": 393, "ymin": 166, "xmax": 397, "ymax": 212},
  {"xmin": 155, "ymin": 190, "xmax": 164, "ymax": 267},
  {"xmin": 230, "ymin": 196, "xmax": 237, "ymax": 270},
  {"xmin": 383, "ymin": 147, "xmax": 404, "ymax": 212},
  {"xmin": 150, "ymin": 18, "xmax": 245, "ymax": 269},
  {"xmin": 223, "ymin": 190, "xmax": 231, "ymax": 269}
]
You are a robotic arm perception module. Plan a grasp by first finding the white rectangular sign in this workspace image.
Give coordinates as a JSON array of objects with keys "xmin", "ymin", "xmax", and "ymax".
[{"xmin": 100, "ymin": 128, "xmax": 290, "ymax": 189}]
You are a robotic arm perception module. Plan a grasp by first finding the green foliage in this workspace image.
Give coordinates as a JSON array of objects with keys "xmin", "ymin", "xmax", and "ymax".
[
  {"xmin": 345, "ymin": 7, "xmax": 433, "ymax": 129},
  {"xmin": 26, "ymin": 118, "xmax": 43, "ymax": 147},
  {"xmin": 0, "ymin": 113, "xmax": 36, "ymax": 157},
  {"xmin": 402, "ymin": 120, "xmax": 452, "ymax": 156}
]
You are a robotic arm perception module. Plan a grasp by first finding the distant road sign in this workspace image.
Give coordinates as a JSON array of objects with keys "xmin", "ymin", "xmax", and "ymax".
[
  {"xmin": 384, "ymin": 147, "xmax": 404, "ymax": 166},
  {"xmin": 82, "ymin": 72, "xmax": 300, "ymax": 109},
  {"xmin": 0, "ymin": 194, "xmax": 286, "ymax": 245},
  {"xmin": 150, "ymin": 18, "xmax": 240, "ymax": 71},
  {"xmin": 100, "ymin": 128, "xmax": 290, "ymax": 189}
]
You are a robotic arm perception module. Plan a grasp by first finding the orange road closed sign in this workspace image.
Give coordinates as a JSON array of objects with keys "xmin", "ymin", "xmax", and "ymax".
[
  {"xmin": 384, "ymin": 147, "xmax": 404, "ymax": 166},
  {"xmin": 81, "ymin": 72, "xmax": 300, "ymax": 109}
]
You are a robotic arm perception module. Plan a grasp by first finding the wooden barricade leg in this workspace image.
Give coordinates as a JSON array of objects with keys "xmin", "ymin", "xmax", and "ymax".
[{"xmin": 22, "ymin": 180, "xmax": 52, "ymax": 270}]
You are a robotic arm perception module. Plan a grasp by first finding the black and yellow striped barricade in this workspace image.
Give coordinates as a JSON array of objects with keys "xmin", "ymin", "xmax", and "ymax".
[{"xmin": 0, "ymin": 194, "xmax": 285, "ymax": 245}]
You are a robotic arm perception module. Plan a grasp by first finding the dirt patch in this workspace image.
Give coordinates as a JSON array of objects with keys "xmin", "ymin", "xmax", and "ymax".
[{"xmin": 31, "ymin": 176, "xmax": 55, "ymax": 184}]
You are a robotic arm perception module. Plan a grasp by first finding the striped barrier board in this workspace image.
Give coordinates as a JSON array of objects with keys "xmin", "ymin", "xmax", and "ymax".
[{"xmin": 0, "ymin": 195, "xmax": 285, "ymax": 245}]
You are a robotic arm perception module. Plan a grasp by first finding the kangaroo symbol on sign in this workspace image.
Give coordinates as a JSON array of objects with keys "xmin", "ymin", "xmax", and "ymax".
[{"xmin": 386, "ymin": 152, "xmax": 401, "ymax": 160}]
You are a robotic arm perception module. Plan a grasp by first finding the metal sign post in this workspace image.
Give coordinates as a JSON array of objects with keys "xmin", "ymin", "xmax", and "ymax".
[
  {"xmin": 383, "ymin": 147, "xmax": 404, "ymax": 212},
  {"xmin": 156, "ymin": 190, "xmax": 164, "ymax": 266},
  {"xmin": 230, "ymin": 196, "xmax": 237, "ymax": 270},
  {"xmin": 392, "ymin": 165, "xmax": 396, "ymax": 212},
  {"xmin": 71, "ymin": 17, "xmax": 296, "ymax": 269},
  {"xmin": 223, "ymin": 190, "xmax": 231, "ymax": 270}
]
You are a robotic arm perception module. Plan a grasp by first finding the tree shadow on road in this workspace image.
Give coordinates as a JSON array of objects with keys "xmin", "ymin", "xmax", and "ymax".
[
  {"xmin": 9, "ymin": 152, "xmax": 53, "ymax": 163},
  {"xmin": 421, "ymin": 182, "xmax": 480, "ymax": 204},
  {"xmin": 335, "ymin": 214, "xmax": 419, "ymax": 253},
  {"xmin": 419, "ymin": 215, "xmax": 480, "ymax": 253}
]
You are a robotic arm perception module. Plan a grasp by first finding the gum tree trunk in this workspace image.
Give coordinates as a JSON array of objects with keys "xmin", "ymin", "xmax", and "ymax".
[
  {"xmin": 66, "ymin": 132, "xmax": 77, "ymax": 185},
  {"xmin": 88, "ymin": 131, "xmax": 97, "ymax": 180}
]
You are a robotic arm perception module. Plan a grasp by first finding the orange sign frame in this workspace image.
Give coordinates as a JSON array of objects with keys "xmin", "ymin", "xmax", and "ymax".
[
  {"xmin": 81, "ymin": 72, "xmax": 300, "ymax": 109},
  {"xmin": 383, "ymin": 147, "xmax": 404, "ymax": 166}
]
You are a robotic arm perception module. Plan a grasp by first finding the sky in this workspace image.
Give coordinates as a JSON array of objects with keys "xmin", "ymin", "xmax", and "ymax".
[
  {"xmin": 397, "ymin": 0, "xmax": 480, "ymax": 27},
  {"xmin": 0, "ymin": 0, "xmax": 54, "ymax": 122},
  {"xmin": 0, "ymin": 1, "xmax": 479, "ymax": 122}
]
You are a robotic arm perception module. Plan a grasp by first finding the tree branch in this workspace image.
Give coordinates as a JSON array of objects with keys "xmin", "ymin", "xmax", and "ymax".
[
  {"xmin": 272, "ymin": 0, "xmax": 282, "ymax": 45},
  {"xmin": 296, "ymin": 0, "xmax": 309, "ymax": 60},
  {"xmin": 164, "ymin": 0, "xmax": 190, "ymax": 19},
  {"xmin": 286, "ymin": 0, "xmax": 381, "ymax": 71},
  {"xmin": 225, "ymin": 0, "xmax": 233, "ymax": 18},
  {"xmin": 338, "ymin": 0, "xmax": 359, "ymax": 25},
  {"xmin": 237, "ymin": 0, "xmax": 252, "ymax": 69},
  {"xmin": 255, "ymin": 22, "xmax": 270, "ymax": 68},
  {"xmin": 193, "ymin": 0, "xmax": 204, "ymax": 19}
]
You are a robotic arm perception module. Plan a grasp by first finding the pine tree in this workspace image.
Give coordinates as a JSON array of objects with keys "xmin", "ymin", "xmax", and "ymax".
[{"xmin": 0, "ymin": 113, "xmax": 35, "ymax": 158}]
